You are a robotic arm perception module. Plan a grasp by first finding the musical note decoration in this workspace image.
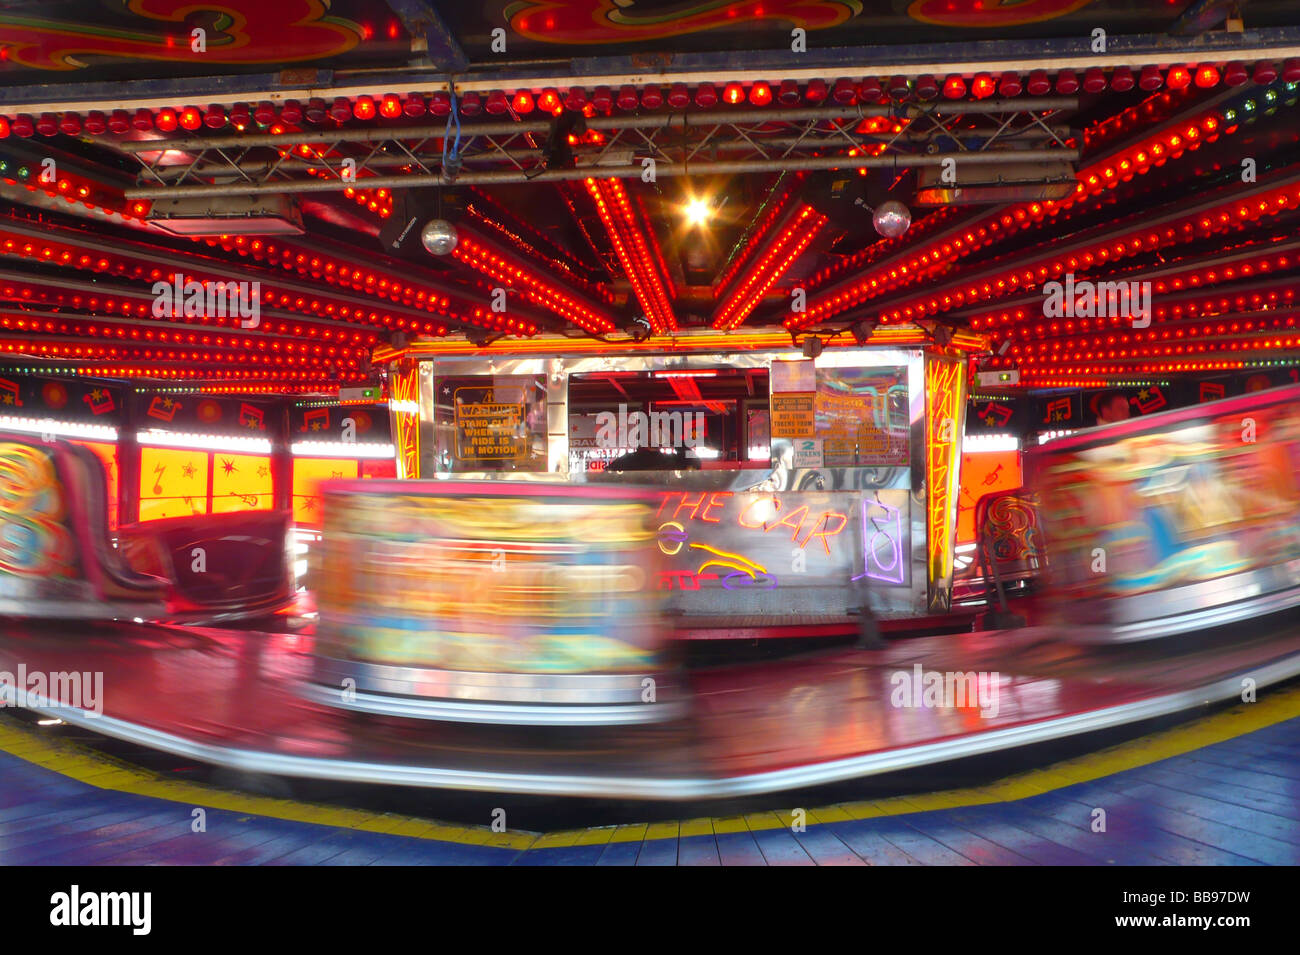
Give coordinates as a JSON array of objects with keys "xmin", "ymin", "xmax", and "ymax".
[
  {"xmin": 300, "ymin": 408, "xmax": 329, "ymax": 433},
  {"xmin": 239, "ymin": 403, "xmax": 266, "ymax": 431},
  {"xmin": 0, "ymin": 378, "xmax": 23, "ymax": 408}
]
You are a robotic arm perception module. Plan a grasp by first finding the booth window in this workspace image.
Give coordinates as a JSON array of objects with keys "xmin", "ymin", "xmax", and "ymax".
[{"xmin": 568, "ymin": 368, "xmax": 768, "ymax": 473}]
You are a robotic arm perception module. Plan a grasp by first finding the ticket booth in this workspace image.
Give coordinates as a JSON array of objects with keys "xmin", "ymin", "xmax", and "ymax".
[{"xmin": 382, "ymin": 336, "xmax": 974, "ymax": 621}]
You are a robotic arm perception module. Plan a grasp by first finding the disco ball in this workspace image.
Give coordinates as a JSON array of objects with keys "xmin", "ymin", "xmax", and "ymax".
[
  {"xmin": 873, "ymin": 200, "xmax": 912, "ymax": 238},
  {"xmin": 421, "ymin": 219, "xmax": 459, "ymax": 256}
]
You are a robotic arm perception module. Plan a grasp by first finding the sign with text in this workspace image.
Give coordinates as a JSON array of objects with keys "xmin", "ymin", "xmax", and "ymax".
[
  {"xmin": 455, "ymin": 391, "xmax": 525, "ymax": 460},
  {"xmin": 770, "ymin": 393, "xmax": 816, "ymax": 438},
  {"xmin": 435, "ymin": 375, "xmax": 548, "ymax": 472},
  {"xmin": 792, "ymin": 438, "xmax": 824, "ymax": 469},
  {"xmin": 815, "ymin": 366, "xmax": 909, "ymax": 467}
]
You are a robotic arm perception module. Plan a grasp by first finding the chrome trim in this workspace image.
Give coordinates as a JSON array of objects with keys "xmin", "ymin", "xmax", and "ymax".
[
  {"xmin": 298, "ymin": 681, "xmax": 683, "ymax": 725},
  {"xmin": 15, "ymin": 651, "xmax": 1300, "ymax": 799},
  {"xmin": 1063, "ymin": 583, "xmax": 1300, "ymax": 644},
  {"xmin": 0, "ymin": 598, "xmax": 164, "ymax": 620},
  {"xmin": 310, "ymin": 654, "xmax": 663, "ymax": 705}
]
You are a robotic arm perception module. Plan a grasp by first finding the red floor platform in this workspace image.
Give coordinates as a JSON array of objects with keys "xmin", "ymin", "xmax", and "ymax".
[{"xmin": 2, "ymin": 614, "xmax": 1299, "ymax": 799}]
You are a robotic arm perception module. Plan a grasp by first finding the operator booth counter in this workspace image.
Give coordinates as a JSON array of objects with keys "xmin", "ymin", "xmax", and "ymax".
[{"xmin": 387, "ymin": 343, "xmax": 975, "ymax": 622}]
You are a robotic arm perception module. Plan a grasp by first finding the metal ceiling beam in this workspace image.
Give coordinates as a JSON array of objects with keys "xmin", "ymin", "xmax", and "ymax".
[{"xmin": 125, "ymin": 148, "xmax": 1079, "ymax": 197}]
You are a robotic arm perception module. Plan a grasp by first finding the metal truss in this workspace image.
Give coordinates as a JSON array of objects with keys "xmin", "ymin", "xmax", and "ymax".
[{"xmin": 115, "ymin": 99, "xmax": 1080, "ymax": 198}]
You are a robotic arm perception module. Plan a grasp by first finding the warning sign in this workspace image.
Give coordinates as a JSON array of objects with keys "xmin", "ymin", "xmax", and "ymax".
[
  {"xmin": 771, "ymin": 393, "xmax": 816, "ymax": 438},
  {"xmin": 455, "ymin": 390, "xmax": 525, "ymax": 459}
]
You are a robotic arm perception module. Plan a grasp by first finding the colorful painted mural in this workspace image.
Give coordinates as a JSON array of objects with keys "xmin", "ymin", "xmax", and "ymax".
[{"xmin": 0, "ymin": 441, "xmax": 77, "ymax": 579}]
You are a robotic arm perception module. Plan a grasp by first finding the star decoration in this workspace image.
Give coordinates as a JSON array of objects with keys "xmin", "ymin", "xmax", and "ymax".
[
  {"xmin": 257, "ymin": 466, "xmax": 269, "ymax": 478},
  {"xmin": 1, "ymin": 394, "xmax": 13, "ymax": 405},
  {"xmin": 181, "ymin": 463, "xmax": 196, "ymax": 480},
  {"xmin": 220, "ymin": 458, "xmax": 237, "ymax": 475}
]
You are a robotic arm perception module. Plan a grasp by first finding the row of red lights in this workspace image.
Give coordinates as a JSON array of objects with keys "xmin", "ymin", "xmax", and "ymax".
[
  {"xmin": 969, "ymin": 258, "xmax": 1300, "ymax": 337},
  {"xmin": 6, "ymin": 60, "xmax": 1299, "ymax": 138},
  {"xmin": 451, "ymin": 234, "xmax": 616, "ymax": 335},
  {"xmin": 873, "ymin": 177, "xmax": 1299, "ymax": 327},
  {"xmin": 790, "ymin": 103, "xmax": 1242, "ymax": 329},
  {"xmin": 464, "ymin": 200, "xmax": 618, "ymax": 307},
  {"xmin": 713, "ymin": 177, "xmax": 805, "ymax": 296},
  {"xmin": 713, "ymin": 205, "xmax": 827, "ymax": 331},
  {"xmin": 0, "ymin": 223, "xmax": 455, "ymax": 338},
  {"xmin": 199, "ymin": 233, "xmax": 536, "ymax": 337},
  {"xmin": 0, "ymin": 336, "xmax": 361, "ymax": 370},
  {"xmin": 585, "ymin": 178, "xmax": 677, "ymax": 334},
  {"xmin": 3, "ymin": 169, "xmax": 149, "ymax": 224},
  {"xmin": 1005, "ymin": 315, "xmax": 1300, "ymax": 360},
  {"xmin": 0, "ymin": 278, "xmax": 382, "ymax": 346},
  {"xmin": 0, "ymin": 312, "xmax": 362, "ymax": 360},
  {"xmin": 802, "ymin": 94, "xmax": 1190, "ymax": 297}
]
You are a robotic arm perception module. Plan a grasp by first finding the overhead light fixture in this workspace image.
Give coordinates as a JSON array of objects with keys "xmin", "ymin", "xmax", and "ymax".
[
  {"xmin": 146, "ymin": 194, "xmax": 304, "ymax": 236},
  {"xmin": 802, "ymin": 335, "xmax": 824, "ymax": 359},
  {"xmin": 851, "ymin": 319, "xmax": 879, "ymax": 345},
  {"xmin": 626, "ymin": 314, "xmax": 652, "ymax": 342},
  {"xmin": 872, "ymin": 199, "xmax": 912, "ymax": 238},
  {"xmin": 933, "ymin": 324, "xmax": 955, "ymax": 347},
  {"xmin": 421, "ymin": 218, "xmax": 459, "ymax": 255},
  {"xmin": 683, "ymin": 195, "xmax": 712, "ymax": 227}
]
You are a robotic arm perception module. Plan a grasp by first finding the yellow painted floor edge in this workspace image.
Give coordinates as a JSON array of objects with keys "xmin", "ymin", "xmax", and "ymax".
[{"xmin": 0, "ymin": 681, "xmax": 1296, "ymax": 849}]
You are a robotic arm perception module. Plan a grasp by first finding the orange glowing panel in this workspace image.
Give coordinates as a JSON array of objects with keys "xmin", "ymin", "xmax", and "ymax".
[
  {"xmin": 925, "ymin": 357, "xmax": 967, "ymax": 611},
  {"xmin": 956, "ymin": 449, "xmax": 1022, "ymax": 544},
  {"xmin": 361, "ymin": 458, "xmax": 397, "ymax": 479},
  {"xmin": 293, "ymin": 457, "xmax": 359, "ymax": 526},
  {"xmin": 212, "ymin": 453, "xmax": 274, "ymax": 514},
  {"xmin": 139, "ymin": 447, "xmax": 209, "ymax": 522},
  {"xmin": 70, "ymin": 440, "xmax": 119, "ymax": 530}
]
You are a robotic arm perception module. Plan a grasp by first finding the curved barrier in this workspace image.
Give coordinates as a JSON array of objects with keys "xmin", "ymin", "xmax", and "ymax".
[
  {"xmin": 118, "ymin": 511, "xmax": 294, "ymax": 621},
  {"xmin": 304, "ymin": 479, "xmax": 677, "ymax": 724},
  {"xmin": 1029, "ymin": 383, "xmax": 1300, "ymax": 642},
  {"xmin": 0, "ymin": 432, "xmax": 166, "ymax": 618}
]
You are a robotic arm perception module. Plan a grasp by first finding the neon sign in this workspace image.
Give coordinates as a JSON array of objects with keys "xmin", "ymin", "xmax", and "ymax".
[
  {"xmin": 926, "ymin": 357, "xmax": 966, "ymax": 608},
  {"xmin": 855, "ymin": 498, "xmax": 905, "ymax": 585},
  {"xmin": 655, "ymin": 489, "xmax": 848, "ymax": 554}
]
